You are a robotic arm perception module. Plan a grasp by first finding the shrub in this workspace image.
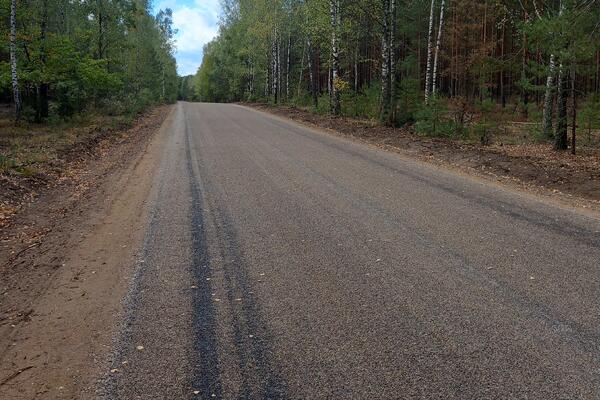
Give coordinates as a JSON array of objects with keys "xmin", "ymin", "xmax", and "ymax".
[{"xmin": 414, "ymin": 97, "xmax": 461, "ymax": 137}]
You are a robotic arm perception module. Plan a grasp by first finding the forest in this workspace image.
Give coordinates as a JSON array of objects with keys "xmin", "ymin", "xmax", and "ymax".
[
  {"xmin": 0, "ymin": 0, "xmax": 178, "ymax": 123},
  {"xmin": 193, "ymin": 0, "xmax": 600, "ymax": 152}
]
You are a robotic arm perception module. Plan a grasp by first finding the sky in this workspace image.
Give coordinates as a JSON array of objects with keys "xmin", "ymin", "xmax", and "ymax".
[{"xmin": 153, "ymin": 0, "xmax": 222, "ymax": 76}]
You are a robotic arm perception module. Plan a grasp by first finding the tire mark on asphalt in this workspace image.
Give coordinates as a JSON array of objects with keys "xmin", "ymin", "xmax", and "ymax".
[
  {"xmin": 185, "ymin": 133, "xmax": 223, "ymax": 398},
  {"xmin": 184, "ymin": 108, "xmax": 287, "ymax": 399},
  {"xmin": 266, "ymin": 137, "xmax": 600, "ymax": 370},
  {"xmin": 225, "ymin": 108, "xmax": 600, "ymax": 387}
]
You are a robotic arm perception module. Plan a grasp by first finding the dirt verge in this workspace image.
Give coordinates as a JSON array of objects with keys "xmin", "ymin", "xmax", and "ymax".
[
  {"xmin": 0, "ymin": 105, "xmax": 173, "ymax": 399},
  {"xmin": 247, "ymin": 103, "xmax": 600, "ymax": 211}
]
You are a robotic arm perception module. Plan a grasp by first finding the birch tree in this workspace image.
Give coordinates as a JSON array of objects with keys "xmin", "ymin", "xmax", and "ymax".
[
  {"xmin": 9, "ymin": 0, "xmax": 22, "ymax": 121},
  {"xmin": 424, "ymin": 0, "xmax": 436, "ymax": 104},
  {"xmin": 431, "ymin": 0, "xmax": 446, "ymax": 97},
  {"xmin": 554, "ymin": 64, "xmax": 569, "ymax": 150},
  {"xmin": 330, "ymin": 0, "xmax": 341, "ymax": 115},
  {"xmin": 380, "ymin": 0, "xmax": 396, "ymax": 124}
]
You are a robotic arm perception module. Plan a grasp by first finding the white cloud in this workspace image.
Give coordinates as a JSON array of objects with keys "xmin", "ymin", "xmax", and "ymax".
[
  {"xmin": 154, "ymin": 0, "xmax": 221, "ymax": 75},
  {"xmin": 173, "ymin": 5, "xmax": 219, "ymax": 53}
]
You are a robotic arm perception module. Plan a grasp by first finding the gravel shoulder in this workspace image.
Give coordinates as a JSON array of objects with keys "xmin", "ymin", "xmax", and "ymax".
[{"xmin": 0, "ymin": 105, "xmax": 173, "ymax": 398}]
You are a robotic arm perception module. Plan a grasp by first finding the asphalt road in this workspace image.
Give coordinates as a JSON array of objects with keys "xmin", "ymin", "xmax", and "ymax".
[{"xmin": 103, "ymin": 102, "xmax": 600, "ymax": 399}]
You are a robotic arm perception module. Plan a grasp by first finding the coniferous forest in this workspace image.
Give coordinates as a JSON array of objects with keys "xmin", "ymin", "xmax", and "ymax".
[
  {"xmin": 0, "ymin": 0, "xmax": 178, "ymax": 122},
  {"xmin": 193, "ymin": 0, "xmax": 600, "ymax": 152}
]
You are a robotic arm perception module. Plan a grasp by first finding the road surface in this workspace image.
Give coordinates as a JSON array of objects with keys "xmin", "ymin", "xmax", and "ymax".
[{"xmin": 103, "ymin": 102, "xmax": 600, "ymax": 399}]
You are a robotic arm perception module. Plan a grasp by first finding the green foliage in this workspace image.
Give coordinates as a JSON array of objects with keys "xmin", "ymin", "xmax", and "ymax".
[
  {"xmin": 579, "ymin": 94, "xmax": 600, "ymax": 144},
  {"xmin": 415, "ymin": 97, "xmax": 458, "ymax": 137},
  {"xmin": 179, "ymin": 75, "xmax": 197, "ymax": 101},
  {"xmin": 395, "ymin": 77, "xmax": 421, "ymax": 126},
  {"xmin": 192, "ymin": 0, "xmax": 600, "ymax": 152},
  {"xmin": 316, "ymin": 93, "xmax": 331, "ymax": 115},
  {"xmin": 0, "ymin": 0, "xmax": 178, "ymax": 122},
  {"xmin": 341, "ymin": 85, "xmax": 380, "ymax": 119}
]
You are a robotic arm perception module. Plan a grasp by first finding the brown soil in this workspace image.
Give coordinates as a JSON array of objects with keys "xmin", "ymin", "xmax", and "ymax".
[
  {"xmin": 248, "ymin": 103, "xmax": 600, "ymax": 211},
  {"xmin": 0, "ymin": 105, "xmax": 173, "ymax": 399}
]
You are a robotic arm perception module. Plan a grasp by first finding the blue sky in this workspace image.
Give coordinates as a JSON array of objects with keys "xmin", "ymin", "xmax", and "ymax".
[{"xmin": 153, "ymin": 0, "xmax": 222, "ymax": 76}]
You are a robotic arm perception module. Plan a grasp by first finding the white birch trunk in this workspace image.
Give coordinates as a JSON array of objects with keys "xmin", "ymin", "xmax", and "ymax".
[
  {"xmin": 271, "ymin": 31, "xmax": 279, "ymax": 103},
  {"xmin": 354, "ymin": 44, "xmax": 358, "ymax": 91},
  {"xmin": 541, "ymin": 1, "xmax": 564, "ymax": 138},
  {"xmin": 431, "ymin": 0, "xmax": 446, "ymax": 97},
  {"xmin": 542, "ymin": 54, "xmax": 557, "ymax": 137},
  {"xmin": 380, "ymin": 0, "xmax": 390, "ymax": 119},
  {"xmin": 330, "ymin": 0, "xmax": 341, "ymax": 115},
  {"xmin": 389, "ymin": 0, "xmax": 396, "ymax": 115},
  {"xmin": 277, "ymin": 35, "xmax": 281, "ymax": 100},
  {"xmin": 297, "ymin": 40, "xmax": 306, "ymax": 98},
  {"xmin": 307, "ymin": 37, "xmax": 317, "ymax": 108},
  {"xmin": 10, "ymin": 0, "xmax": 21, "ymax": 120},
  {"xmin": 380, "ymin": 0, "xmax": 396, "ymax": 123},
  {"xmin": 424, "ymin": 0, "xmax": 436, "ymax": 104},
  {"xmin": 286, "ymin": 32, "xmax": 291, "ymax": 100}
]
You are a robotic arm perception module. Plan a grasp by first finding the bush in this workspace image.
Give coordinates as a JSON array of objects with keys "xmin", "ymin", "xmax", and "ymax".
[
  {"xmin": 579, "ymin": 94, "xmax": 600, "ymax": 144},
  {"xmin": 395, "ymin": 78, "xmax": 421, "ymax": 126},
  {"xmin": 342, "ymin": 85, "xmax": 380, "ymax": 119},
  {"xmin": 316, "ymin": 93, "xmax": 331, "ymax": 115},
  {"xmin": 471, "ymin": 122, "xmax": 492, "ymax": 145},
  {"xmin": 414, "ymin": 97, "xmax": 462, "ymax": 137}
]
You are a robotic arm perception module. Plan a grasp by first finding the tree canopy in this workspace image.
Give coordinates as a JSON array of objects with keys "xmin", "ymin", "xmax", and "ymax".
[
  {"xmin": 0, "ymin": 0, "xmax": 179, "ymax": 121},
  {"xmin": 195, "ymin": 0, "xmax": 600, "ymax": 151}
]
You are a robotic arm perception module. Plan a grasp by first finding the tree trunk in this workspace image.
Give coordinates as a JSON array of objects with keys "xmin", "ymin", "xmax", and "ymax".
[
  {"xmin": 36, "ymin": 0, "xmax": 49, "ymax": 122},
  {"xmin": 97, "ymin": 0, "xmax": 104, "ymax": 59},
  {"xmin": 354, "ymin": 43, "xmax": 358, "ymax": 92},
  {"xmin": 380, "ymin": 0, "xmax": 390, "ymax": 121},
  {"xmin": 308, "ymin": 39, "xmax": 318, "ymax": 109},
  {"xmin": 297, "ymin": 40, "xmax": 306, "ymax": 98},
  {"xmin": 249, "ymin": 58, "xmax": 254, "ymax": 96},
  {"xmin": 521, "ymin": 12, "xmax": 529, "ymax": 118},
  {"xmin": 162, "ymin": 68, "xmax": 166, "ymax": 100},
  {"xmin": 541, "ymin": 2, "xmax": 564, "ymax": 138},
  {"xmin": 542, "ymin": 54, "xmax": 557, "ymax": 138},
  {"xmin": 277, "ymin": 35, "xmax": 281, "ymax": 101},
  {"xmin": 571, "ymin": 66, "xmax": 576, "ymax": 154},
  {"xmin": 380, "ymin": 0, "xmax": 396, "ymax": 125},
  {"xmin": 286, "ymin": 32, "xmax": 291, "ymax": 100},
  {"xmin": 554, "ymin": 65, "xmax": 568, "ymax": 150},
  {"xmin": 264, "ymin": 55, "xmax": 269, "ymax": 98},
  {"xmin": 330, "ymin": 0, "xmax": 341, "ymax": 115},
  {"xmin": 10, "ymin": 0, "xmax": 21, "ymax": 121},
  {"xmin": 431, "ymin": 0, "xmax": 446, "ymax": 97},
  {"xmin": 271, "ymin": 31, "xmax": 279, "ymax": 103},
  {"xmin": 390, "ymin": 0, "xmax": 396, "ymax": 121},
  {"xmin": 424, "ymin": 0, "xmax": 436, "ymax": 104}
]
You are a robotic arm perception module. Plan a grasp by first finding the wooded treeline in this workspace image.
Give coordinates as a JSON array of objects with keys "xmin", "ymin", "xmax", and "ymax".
[
  {"xmin": 0, "ymin": 0, "xmax": 178, "ymax": 122},
  {"xmin": 194, "ymin": 0, "xmax": 600, "ymax": 151}
]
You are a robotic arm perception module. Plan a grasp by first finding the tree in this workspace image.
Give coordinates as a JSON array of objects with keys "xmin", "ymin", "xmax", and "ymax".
[
  {"xmin": 380, "ymin": 0, "xmax": 396, "ymax": 124},
  {"xmin": 431, "ymin": 0, "xmax": 445, "ymax": 98},
  {"xmin": 0, "ymin": 0, "xmax": 179, "ymax": 121},
  {"xmin": 330, "ymin": 0, "xmax": 341, "ymax": 115},
  {"xmin": 9, "ymin": 0, "xmax": 21, "ymax": 120},
  {"xmin": 424, "ymin": 0, "xmax": 435, "ymax": 104},
  {"xmin": 193, "ymin": 0, "xmax": 600, "ymax": 156}
]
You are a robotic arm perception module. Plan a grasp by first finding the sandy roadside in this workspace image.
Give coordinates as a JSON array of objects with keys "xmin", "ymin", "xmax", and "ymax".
[{"xmin": 0, "ymin": 105, "xmax": 174, "ymax": 399}]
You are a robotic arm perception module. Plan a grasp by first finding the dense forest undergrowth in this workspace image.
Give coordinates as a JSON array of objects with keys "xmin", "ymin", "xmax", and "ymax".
[{"xmin": 184, "ymin": 0, "xmax": 600, "ymax": 161}]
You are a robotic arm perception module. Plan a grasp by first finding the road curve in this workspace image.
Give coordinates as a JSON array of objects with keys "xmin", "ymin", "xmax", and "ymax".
[{"xmin": 103, "ymin": 102, "xmax": 600, "ymax": 399}]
